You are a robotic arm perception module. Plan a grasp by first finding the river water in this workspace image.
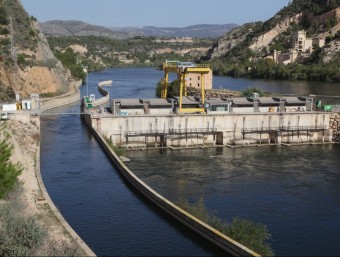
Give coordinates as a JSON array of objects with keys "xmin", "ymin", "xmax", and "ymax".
[{"xmin": 41, "ymin": 68, "xmax": 340, "ymax": 256}]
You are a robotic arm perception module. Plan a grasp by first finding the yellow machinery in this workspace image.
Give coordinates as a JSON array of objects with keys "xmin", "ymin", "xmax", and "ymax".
[{"xmin": 162, "ymin": 61, "xmax": 211, "ymax": 114}]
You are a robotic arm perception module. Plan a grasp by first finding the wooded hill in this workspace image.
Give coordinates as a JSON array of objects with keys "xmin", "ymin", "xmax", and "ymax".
[
  {"xmin": 0, "ymin": 0, "xmax": 73, "ymax": 100},
  {"xmin": 203, "ymin": 0, "xmax": 340, "ymax": 82},
  {"xmin": 46, "ymin": 35, "xmax": 213, "ymax": 76}
]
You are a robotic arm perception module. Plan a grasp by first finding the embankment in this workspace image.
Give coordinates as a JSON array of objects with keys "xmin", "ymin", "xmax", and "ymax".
[
  {"xmin": 94, "ymin": 80, "xmax": 111, "ymax": 107},
  {"xmin": 39, "ymin": 80, "xmax": 82, "ymax": 112}
]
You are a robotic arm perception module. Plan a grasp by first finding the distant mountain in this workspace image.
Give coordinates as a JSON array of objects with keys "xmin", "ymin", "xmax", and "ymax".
[
  {"xmin": 114, "ymin": 24, "xmax": 239, "ymax": 38},
  {"xmin": 39, "ymin": 20, "xmax": 238, "ymax": 39},
  {"xmin": 39, "ymin": 20, "xmax": 133, "ymax": 39}
]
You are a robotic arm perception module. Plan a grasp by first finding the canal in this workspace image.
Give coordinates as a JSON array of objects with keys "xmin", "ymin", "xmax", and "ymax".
[{"xmin": 41, "ymin": 68, "xmax": 340, "ymax": 256}]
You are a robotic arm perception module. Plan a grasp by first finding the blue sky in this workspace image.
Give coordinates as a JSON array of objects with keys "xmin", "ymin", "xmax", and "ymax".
[{"xmin": 21, "ymin": 0, "xmax": 291, "ymax": 27}]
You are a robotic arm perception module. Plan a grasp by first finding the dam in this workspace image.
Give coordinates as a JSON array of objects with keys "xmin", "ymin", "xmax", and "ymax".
[
  {"xmin": 85, "ymin": 95, "xmax": 336, "ymax": 148},
  {"xmin": 37, "ymin": 67, "xmax": 340, "ymax": 256},
  {"xmin": 83, "ymin": 62, "xmax": 338, "ymax": 149},
  {"xmin": 80, "ymin": 72, "xmax": 339, "ymax": 255}
]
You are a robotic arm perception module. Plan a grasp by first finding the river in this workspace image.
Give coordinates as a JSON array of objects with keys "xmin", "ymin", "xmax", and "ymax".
[{"xmin": 41, "ymin": 68, "xmax": 340, "ymax": 256}]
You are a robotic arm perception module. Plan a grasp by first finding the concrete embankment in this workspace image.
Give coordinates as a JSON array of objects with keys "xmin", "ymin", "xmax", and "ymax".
[
  {"xmin": 35, "ymin": 143, "xmax": 96, "ymax": 256},
  {"xmin": 38, "ymin": 82, "xmax": 96, "ymax": 256},
  {"xmin": 93, "ymin": 80, "xmax": 112, "ymax": 107},
  {"xmin": 39, "ymin": 80, "xmax": 82, "ymax": 112},
  {"xmin": 83, "ymin": 112, "xmax": 260, "ymax": 257}
]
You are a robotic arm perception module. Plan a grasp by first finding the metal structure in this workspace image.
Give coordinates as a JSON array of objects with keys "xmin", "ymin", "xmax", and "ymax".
[
  {"xmin": 242, "ymin": 125, "xmax": 327, "ymax": 144},
  {"xmin": 162, "ymin": 61, "xmax": 211, "ymax": 114},
  {"xmin": 124, "ymin": 127, "xmax": 218, "ymax": 148}
]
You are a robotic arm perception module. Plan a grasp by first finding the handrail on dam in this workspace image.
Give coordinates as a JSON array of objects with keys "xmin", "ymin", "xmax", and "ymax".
[
  {"xmin": 125, "ymin": 128, "xmax": 218, "ymax": 137},
  {"xmin": 242, "ymin": 125, "xmax": 327, "ymax": 134}
]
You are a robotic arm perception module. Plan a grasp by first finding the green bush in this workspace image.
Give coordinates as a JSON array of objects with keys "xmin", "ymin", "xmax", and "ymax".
[
  {"xmin": 54, "ymin": 48, "xmax": 86, "ymax": 80},
  {"xmin": 0, "ymin": 185, "xmax": 46, "ymax": 256},
  {"xmin": 0, "ymin": 27, "xmax": 9, "ymax": 35},
  {"xmin": 155, "ymin": 79, "xmax": 181, "ymax": 98},
  {"xmin": 155, "ymin": 79, "xmax": 165, "ymax": 97},
  {"xmin": 104, "ymin": 136, "xmax": 125, "ymax": 156},
  {"xmin": 177, "ymin": 198, "xmax": 274, "ymax": 256},
  {"xmin": 0, "ymin": 125, "xmax": 23, "ymax": 199},
  {"xmin": 241, "ymin": 86, "xmax": 265, "ymax": 97},
  {"xmin": 0, "ymin": 6, "xmax": 8, "ymax": 25},
  {"xmin": 227, "ymin": 217, "xmax": 273, "ymax": 257}
]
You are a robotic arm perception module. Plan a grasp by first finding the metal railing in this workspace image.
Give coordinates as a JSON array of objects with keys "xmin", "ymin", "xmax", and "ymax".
[
  {"xmin": 242, "ymin": 125, "xmax": 327, "ymax": 134},
  {"xmin": 125, "ymin": 127, "xmax": 217, "ymax": 137}
]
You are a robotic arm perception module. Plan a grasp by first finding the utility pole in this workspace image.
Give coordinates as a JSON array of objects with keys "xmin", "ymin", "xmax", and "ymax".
[{"xmin": 9, "ymin": 16, "xmax": 19, "ymax": 90}]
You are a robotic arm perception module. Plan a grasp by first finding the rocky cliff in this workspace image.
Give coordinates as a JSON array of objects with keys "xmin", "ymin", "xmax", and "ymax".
[
  {"xmin": 204, "ymin": 1, "xmax": 340, "ymax": 63},
  {"xmin": 204, "ymin": 23, "xmax": 260, "ymax": 60},
  {"xmin": 0, "ymin": 0, "xmax": 74, "ymax": 100}
]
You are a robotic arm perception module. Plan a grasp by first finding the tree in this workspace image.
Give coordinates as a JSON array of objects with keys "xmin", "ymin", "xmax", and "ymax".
[{"xmin": 0, "ymin": 125, "xmax": 23, "ymax": 198}]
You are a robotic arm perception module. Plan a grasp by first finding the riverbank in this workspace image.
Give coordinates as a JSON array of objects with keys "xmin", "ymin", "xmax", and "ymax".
[
  {"xmin": 1, "ymin": 117, "xmax": 86, "ymax": 256},
  {"xmin": 0, "ymin": 79, "xmax": 96, "ymax": 256}
]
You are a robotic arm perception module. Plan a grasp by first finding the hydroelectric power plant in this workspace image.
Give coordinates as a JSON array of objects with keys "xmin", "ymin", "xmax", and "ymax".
[
  {"xmin": 82, "ymin": 62, "xmax": 339, "ymax": 150},
  {"xmin": 80, "ymin": 63, "xmax": 340, "ymax": 255}
]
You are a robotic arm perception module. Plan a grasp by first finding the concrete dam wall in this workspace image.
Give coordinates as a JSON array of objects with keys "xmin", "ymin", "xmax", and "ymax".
[{"xmin": 92, "ymin": 112, "xmax": 334, "ymax": 148}]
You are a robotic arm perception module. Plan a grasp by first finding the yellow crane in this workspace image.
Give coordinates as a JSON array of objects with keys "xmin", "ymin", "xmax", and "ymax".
[{"xmin": 162, "ymin": 61, "xmax": 211, "ymax": 114}]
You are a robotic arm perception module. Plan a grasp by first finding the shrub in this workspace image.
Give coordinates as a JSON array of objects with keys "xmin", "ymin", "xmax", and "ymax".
[
  {"xmin": 0, "ymin": 125, "xmax": 23, "ymax": 199},
  {"xmin": 104, "ymin": 136, "xmax": 125, "ymax": 156},
  {"xmin": 241, "ymin": 86, "xmax": 265, "ymax": 97},
  {"xmin": 177, "ymin": 198, "xmax": 274, "ymax": 256},
  {"xmin": 0, "ymin": 184, "xmax": 47, "ymax": 256},
  {"xmin": 0, "ymin": 27, "xmax": 9, "ymax": 35},
  {"xmin": 227, "ymin": 217, "xmax": 274, "ymax": 257}
]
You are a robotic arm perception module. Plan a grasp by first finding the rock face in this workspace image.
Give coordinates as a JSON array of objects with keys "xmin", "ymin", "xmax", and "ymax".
[
  {"xmin": 249, "ymin": 14, "xmax": 301, "ymax": 50},
  {"xmin": 0, "ymin": 0, "xmax": 73, "ymax": 99},
  {"xmin": 322, "ymin": 39, "xmax": 340, "ymax": 63},
  {"xmin": 204, "ymin": 5, "xmax": 340, "ymax": 63},
  {"xmin": 204, "ymin": 23, "xmax": 258, "ymax": 60}
]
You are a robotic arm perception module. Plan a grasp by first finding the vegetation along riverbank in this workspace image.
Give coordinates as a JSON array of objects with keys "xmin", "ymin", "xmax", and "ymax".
[{"xmin": 0, "ymin": 118, "xmax": 85, "ymax": 256}]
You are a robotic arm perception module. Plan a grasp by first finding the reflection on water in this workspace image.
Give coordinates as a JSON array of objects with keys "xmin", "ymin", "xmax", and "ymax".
[{"xmin": 125, "ymin": 144, "xmax": 340, "ymax": 256}]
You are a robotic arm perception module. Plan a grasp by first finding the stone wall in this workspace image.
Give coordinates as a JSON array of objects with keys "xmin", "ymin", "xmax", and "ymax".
[{"xmin": 330, "ymin": 113, "xmax": 340, "ymax": 142}]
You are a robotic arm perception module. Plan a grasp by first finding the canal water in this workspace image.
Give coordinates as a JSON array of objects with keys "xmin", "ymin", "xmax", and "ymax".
[
  {"xmin": 124, "ymin": 145, "xmax": 340, "ymax": 256},
  {"xmin": 41, "ymin": 68, "xmax": 340, "ymax": 256}
]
